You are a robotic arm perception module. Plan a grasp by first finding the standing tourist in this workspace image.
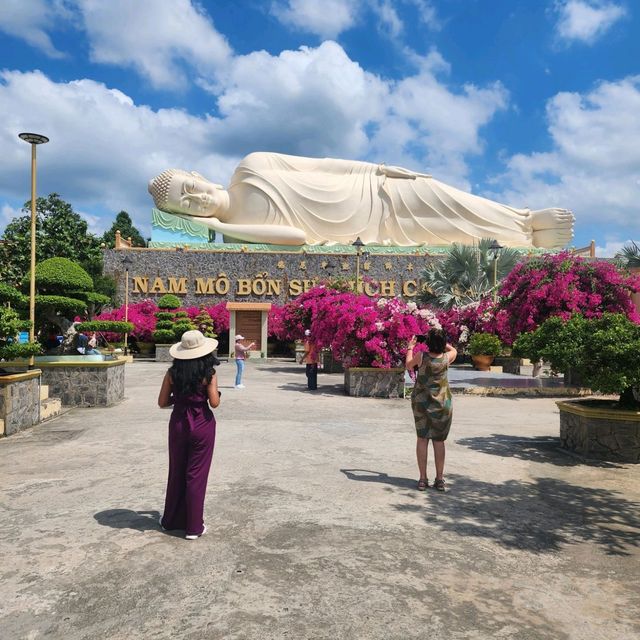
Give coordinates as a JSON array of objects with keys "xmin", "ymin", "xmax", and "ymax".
[
  {"xmin": 234, "ymin": 334, "xmax": 255, "ymax": 389},
  {"xmin": 157, "ymin": 330, "xmax": 220, "ymax": 540},
  {"xmin": 405, "ymin": 329, "xmax": 456, "ymax": 492},
  {"xmin": 301, "ymin": 329, "xmax": 318, "ymax": 390}
]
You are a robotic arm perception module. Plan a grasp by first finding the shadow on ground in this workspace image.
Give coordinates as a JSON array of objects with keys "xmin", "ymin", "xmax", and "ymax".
[
  {"xmin": 341, "ymin": 469, "xmax": 640, "ymax": 556},
  {"xmin": 456, "ymin": 434, "xmax": 624, "ymax": 468},
  {"xmin": 94, "ymin": 509, "xmax": 161, "ymax": 532},
  {"xmin": 278, "ymin": 382, "xmax": 347, "ymax": 396}
]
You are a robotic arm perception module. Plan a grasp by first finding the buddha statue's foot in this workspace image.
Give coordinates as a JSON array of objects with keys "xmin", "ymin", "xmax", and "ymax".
[{"xmin": 530, "ymin": 208, "xmax": 575, "ymax": 248}]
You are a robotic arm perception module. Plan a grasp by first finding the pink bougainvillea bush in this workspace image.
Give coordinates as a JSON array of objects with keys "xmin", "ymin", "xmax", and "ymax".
[
  {"xmin": 493, "ymin": 253, "xmax": 640, "ymax": 344},
  {"xmin": 94, "ymin": 299, "xmax": 159, "ymax": 341},
  {"xmin": 182, "ymin": 303, "xmax": 230, "ymax": 333},
  {"xmin": 271, "ymin": 286, "xmax": 440, "ymax": 368},
  {"xmin": 95, "ymin": 300, "xmax": 230, "ymax": 342},
  {"xmin": 435, "ymin": 297, "xmax": 497, "ymax": 347}
]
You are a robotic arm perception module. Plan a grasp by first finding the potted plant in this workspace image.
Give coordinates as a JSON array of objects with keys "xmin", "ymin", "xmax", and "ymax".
[
  {"xmin": 513, "ymin": 313, "xmax": 640, "ymax": 462},
  {"xmin": 468, "ymin": 332, "xmax": 502, "ymax": 371}
]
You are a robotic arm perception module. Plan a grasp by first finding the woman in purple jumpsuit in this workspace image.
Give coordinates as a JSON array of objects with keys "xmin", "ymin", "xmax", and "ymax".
[{"xmin": 158, "ymin": 330, "xmax": 221, "ymax": 540}]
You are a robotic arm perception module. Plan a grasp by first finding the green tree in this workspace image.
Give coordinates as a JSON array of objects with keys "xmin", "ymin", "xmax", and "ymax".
[
  {"xmin": 102, "ymin": 211, "xmax": 146, "ymax": 248},
  {"xmin": 0, "ymin": 193, "xmax": 103, "ymax": 285},
  {"xmin": 419, "ymin": 239, "xmax": 521, "ymax": 309},
  {"xmin": 615, "ymin": 241, "xmax": 640, "ymax": 268}
]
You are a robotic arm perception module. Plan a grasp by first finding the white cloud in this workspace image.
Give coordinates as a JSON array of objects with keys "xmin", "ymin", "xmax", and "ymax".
[
  {"xmin": 75, "ymin": 0, "xmax": 232, "ymax": 90},
  {"xmin": 488, "ymin": 75, "xmax": 640, "ymax": 234},
  {"xmin": 271, "ymin": 0, "xmax": 361, "ymax": 39},
  {"xmin": 0, "ymin": 0, "xmax": 68, "ymax": 58},
  {"xmin": 1, "ymin": 203, "xmax": 23, "ymax": 226},
  {"xmin": 554, "ymin": 1, "xmax": 626, "ymax": 44},
  {"xmin": 595, "ymin": 239, "xmax": 639, "ymax": 258},
  {"xmin": 371, "ymin": 0, "xmax": 403, "ymax": 39},
  {"xmin": 0, "ymin": 70, "xmax": 238, "ymax": 235},
  {"xmin": 211, "ymin": 41, "xmax": 387, "ymax": 158}
]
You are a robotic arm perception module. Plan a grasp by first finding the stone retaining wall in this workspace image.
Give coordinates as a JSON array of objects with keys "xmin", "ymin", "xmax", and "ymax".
[
  {"xmin": 345, "ymin": 368, "xmax": 405, "ymax": 398},
  {"xmin": 557, "ymin": 400, "xmax": 640, "ymax": 463},
  {"xmin": 155, "ymin": 345, "xmax": 172, "ymax": 362},
  {"xmin": 0, "ymin": 371, "xmax": 41, "ymax": 437},
  {"xmin": 37, "ymin": 361, "xmax": 126, "ymax": 407}
]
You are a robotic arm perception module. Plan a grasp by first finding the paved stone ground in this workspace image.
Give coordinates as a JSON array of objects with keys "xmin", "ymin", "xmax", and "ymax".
[{"xmin": 1, "ymin": 360, "xmax": 639, "ymax": 640}]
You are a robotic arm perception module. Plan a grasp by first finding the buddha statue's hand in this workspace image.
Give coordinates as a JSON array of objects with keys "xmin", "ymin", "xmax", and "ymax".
[{"xmin": 377, "ymin": 164, "xmax": 432, "ymax": 180}]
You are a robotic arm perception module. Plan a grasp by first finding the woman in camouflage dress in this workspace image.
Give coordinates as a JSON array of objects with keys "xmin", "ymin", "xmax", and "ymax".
[{"xmin": 405, "ymin": 329, "xmax": 457, "ymax": 492}]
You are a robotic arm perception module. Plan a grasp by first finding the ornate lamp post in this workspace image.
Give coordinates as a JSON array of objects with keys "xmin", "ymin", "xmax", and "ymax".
[
  {"xmin": 121, "ymin": 254, "xmax": 133, "ymax": 355},
  {"xmin": 18, "ymin": 132, "xmax": 49, "ymax": 367},
  {"xmin": 352, "ymin": 236, "xmax": 365, "ymax": 293},
  {"xmin": 488, "ymin": 239, "xmax": 504, "ymax": 302}
]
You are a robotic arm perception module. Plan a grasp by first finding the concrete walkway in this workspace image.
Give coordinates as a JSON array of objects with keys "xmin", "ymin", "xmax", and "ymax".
[{"xmin": 1, "ymin": 360, "xmax": 638, "ymax": 640}]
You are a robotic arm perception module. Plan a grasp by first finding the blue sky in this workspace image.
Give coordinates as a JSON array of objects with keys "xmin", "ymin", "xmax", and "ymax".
[{"xmin": 0, "ymin": 0, "xmax": 638, "ymax": 255}]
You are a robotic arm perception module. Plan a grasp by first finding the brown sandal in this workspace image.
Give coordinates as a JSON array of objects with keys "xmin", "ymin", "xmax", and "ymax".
[
  {"xmin": 417, "ymin": 479, "xmax": 429, "ymax": 491},
  {"xmin": 433, "ymin": 478, "xmax": 446, "ymax": 492}
]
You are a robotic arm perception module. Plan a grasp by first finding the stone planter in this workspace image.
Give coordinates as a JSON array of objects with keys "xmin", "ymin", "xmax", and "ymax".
[
  {"xmin": 321, "ymin": 350, "xmax": 344, "ymax": 374},
  {"xmin": 556, "ymin": 399, "xmax": 640, "ymax": 462},
  {"xmin": 344, "ymin": 367, "xmax": 404, "ymax": 398},
  {"xmin": 4, "ymin": 359, "xmax": 126, "ymax": 408},
  {"xmin": 155, "ymin": 344, "xmax": 173, "ymax": 362},
  {"xmin": 471, "ymin": 354, "xmax": 495, "ymax": 371},
  {"xmin": 0, "ymin": 370, "xmax": 41, "ymax": 437}
]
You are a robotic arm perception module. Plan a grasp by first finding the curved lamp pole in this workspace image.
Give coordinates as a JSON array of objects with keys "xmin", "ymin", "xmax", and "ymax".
[
  {"xmin": 18, "ymin": 132, "xmax": 49, "ymax": 367},
  {"xmin": 488, "ymin": 239, "xmax": 504, "ymax": 302},
  {"xmin": 121, "ymin": 254, "xmax": 134, "ymax": 356},
  {"xmin": 352, "ymin": 236, "xmax": 365, "ymax": 293}
]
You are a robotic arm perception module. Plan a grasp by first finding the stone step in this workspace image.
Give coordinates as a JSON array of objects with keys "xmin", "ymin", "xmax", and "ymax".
[
  {"xmin": 40, "ymin": 384, "xmax": 49, "ymax": 401},
  {"xmin": 40, "ymin": 397, "xmax": 62, "ymax": 422}
]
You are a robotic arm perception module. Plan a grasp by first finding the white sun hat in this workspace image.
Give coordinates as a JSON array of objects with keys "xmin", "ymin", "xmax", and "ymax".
[
  {"xmin": 235, "ymin": 334, "xmax": 245, "ymax": 340},
  {"xmin": 169, "ymin": 330, "xmax": 218, "ymax": 360}
]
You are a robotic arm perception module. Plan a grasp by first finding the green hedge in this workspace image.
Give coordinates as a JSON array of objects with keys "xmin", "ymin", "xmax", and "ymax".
[
  {"xmin": 0, "ymin": 342, "xmax": 42, "ymax": 360},
  {"xmin": 76, "ymin": 321, "xmax": 134, "ymax": 334},
  {"xmin": 0, "ymin": 283, "xmax": 27, "ymax": 306},
  {"xmin": 468, "ymin": 332, "xmax": 503, "ymax": 356},
  {"xmin": 26, "ymin": 257, "xmax": 93, "ymax": 291},
  {"xmin": 152, "ymin": 329, "xmax": 175, "ymax": 343},
  {"xmin": 157, "ymin": 294, "xmax": 181, "ymax": 309},
  {"xmin": 35, "ymin": 295, "xmax": 87, "ymax": 315},
  {"xmin": 73, "ymin": 291, "xmax": 112, "ymax": 306},
  {"xmin": 155, "ymin": 312, "xmax": 174, "ymax": 321}
]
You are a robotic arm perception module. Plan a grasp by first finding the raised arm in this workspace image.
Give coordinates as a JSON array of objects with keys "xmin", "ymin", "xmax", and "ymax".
[
  {"xmin": 174, "ymin": 213, "xmax": 306, "ymax": 245},
  {"xmin": 405, "ymin": 336, "xmax": 423, "ymax": 370}
]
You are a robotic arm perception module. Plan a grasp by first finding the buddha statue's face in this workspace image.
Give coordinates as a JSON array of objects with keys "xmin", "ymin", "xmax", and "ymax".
[{"xmin": 148, "ymin": 169, "xmax": 228, "ymax": 219}]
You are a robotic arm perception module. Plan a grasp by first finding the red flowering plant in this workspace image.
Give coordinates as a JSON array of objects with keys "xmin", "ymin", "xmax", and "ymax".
[
  {"xmin": 183, "ymin": 303, "xmax": 230, "ymax": 334},
  {"xmin": 494, "ymin": 252, "xmax": 640, "ymax": 345},
  {"xmin": 271, "ymin": 286, "xmax": 439, "ymax": 368},
  {"xmin": 94, "ymin": 298, "xmax": 159, "ymax": 342},
  {"xmin": 436, "ymin": 297, "xmax": 497, "ymax": 348}
]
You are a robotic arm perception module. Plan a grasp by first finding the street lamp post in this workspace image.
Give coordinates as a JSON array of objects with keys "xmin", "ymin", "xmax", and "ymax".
[
  {"xmin": 352, "ymin": 236, "xmax": 365, "ymax": 293},
  {"xmin": 488, "ymin": 240, "xmax": 504, "ymax": 302},
  {"xmin": 122, "ymin": 254, "xmax": 134, "ymax": 355},
  {"xmin": 18, "ymin": 132, "xmax": 49, "ymax": 367}
]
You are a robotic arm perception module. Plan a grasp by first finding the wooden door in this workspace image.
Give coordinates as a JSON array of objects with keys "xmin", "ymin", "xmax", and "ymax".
[{"xmin": 236, "ymin": 311, "xmax": 262, "ymax": 350}]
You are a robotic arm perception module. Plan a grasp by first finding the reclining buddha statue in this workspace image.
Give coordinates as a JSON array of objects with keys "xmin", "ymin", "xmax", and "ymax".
[{"xmin": 148, "ymin": 152, "xmax": 574, "ymax": 248}]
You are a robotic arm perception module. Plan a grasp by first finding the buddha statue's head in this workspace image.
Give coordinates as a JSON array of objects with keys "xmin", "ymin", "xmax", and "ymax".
[{"xmin": 148, "ymin": 169, "xmax": 228, "ymax": 219}]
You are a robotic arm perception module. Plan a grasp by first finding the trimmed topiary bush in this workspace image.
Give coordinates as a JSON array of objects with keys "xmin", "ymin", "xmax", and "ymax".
[
  {"xmin": 0, "ymin": 282, "xmax": 27, "ymax": 307},
  {"xmin": 152, "ymin": 329, "xmax": 175, "ymax": 343},
  {"xmin": 468, "ymin": 332, "xmax": 502, "ymax": 356},
  {"xmin": 77, "ymin": 320, "xmax": 134, "ymax": 334},
  {"xmin": 26, "ymin": 257, "xmax": 93, "ymax": 292},
  {"xmin": 157, "ymin": 294, "xmax": 181, "ymax": 310},
  {"xmin": 513, "ymin": 313, "xmax": 640, "ymax": 408},
  {"xmin": 35, "ymin": 295, "xmax": 87, "ymax": 316},
  {"xmin": 0, "ymin": 307, "xmax": 41, "ymax": 360}
]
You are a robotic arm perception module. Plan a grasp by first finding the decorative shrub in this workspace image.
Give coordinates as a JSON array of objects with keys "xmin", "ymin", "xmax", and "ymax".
[
  {"xmin": 0, "ymin": 307, "xmax": 41, "ymax": 360},
  {"xmin": 152, "ymin": 329, "xmax": 175, "ymax": 343},
  {"xmin": 513, "ymin": 313, "xmax": 640, "ymax": 408},
  {"xmin": 94, "ymin": 299, "xmax": 158, "ymax": 342},
  {"xmin": 0, "ymin": 282, "xmax": 27, "ymax": 307},
  {"xmin": 157, "ymin": 294, "xmax": 181, "ymax": 310},
  {"xmin": 270, "ymin": 286, "xmax": 440, "ymax": 368},
  {"xmin": 35, "ymin": 295, "xmax": 87, "ymax": 316},
  {"xmin": 26, "ymin": 257, "xmax": 93, "ymax": 292},
  {"xmin": 174, "ymin": 311, "xmax": 189, "ymax": 319},
  {"xmin": 435, "ymin": 297, "xmax": 497, "ymax": 347},
  {"xmin": 468, "ymin": 332, "xmax": 502, "ymax": 356},
  {"xmin": 76, "ymin": 320, "xmax": 134, "ymax": 334},
  {"xmin": 191, "ymin": 307, "xmax": 217, "ymax": 338},
  {"xmin": 495, "ymin": 253, "xmax": 640, "ymax": 344}
]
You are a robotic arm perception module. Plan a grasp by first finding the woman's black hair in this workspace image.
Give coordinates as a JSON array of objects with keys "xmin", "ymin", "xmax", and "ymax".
[
  {"xmin": 169, "ymin": 352, "xmax": 220, "ymax": 397},
  {"xmin": 426, "ymin": 328, "xmax": 447, "ymax": 354}
]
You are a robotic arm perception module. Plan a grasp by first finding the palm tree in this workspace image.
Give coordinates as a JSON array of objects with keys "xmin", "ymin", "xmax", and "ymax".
[
  {"xmin": 615, "ymin": 241, "xmax": 640, "ymax": 268},
  {"xmin": 419, "ymin": 238, "xmax": 521, "ymax": 309}
]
